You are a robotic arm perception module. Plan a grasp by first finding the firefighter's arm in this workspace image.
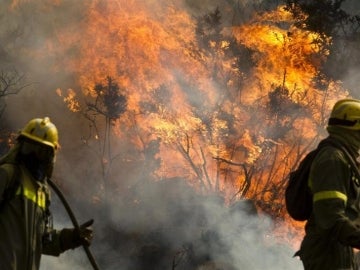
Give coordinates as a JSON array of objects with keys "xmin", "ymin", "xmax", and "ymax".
[
  {"xmin": 43, "ymin": 219, "xmax": 94, "ymax": 256},
  {"xmin": 59, "ymin": 219, "xmax": 94, "ymax": 251},
  {"xmin": 314, "ymin": 199, "xmax": 360, "ymax": 249},
  {"xmin": 42, "ymin": 229, "xmax": 63, "ymax": 256},
  {"xmin": 42, "ymin": 219, "xmax": 94, "ymax": 256},
  {"xmin": 311, "ymin": 149, "xmax": 360, "ymax": 248}
]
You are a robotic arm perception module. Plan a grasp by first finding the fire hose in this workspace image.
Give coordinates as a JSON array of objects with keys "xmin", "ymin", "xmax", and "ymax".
[{"xmin": 48, "ymin": 179, "xmax": 101, "ymax": 270}]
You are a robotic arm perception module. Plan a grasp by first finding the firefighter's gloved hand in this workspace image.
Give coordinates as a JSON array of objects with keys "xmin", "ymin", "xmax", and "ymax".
[{"xmin": 60, "ymin": 219, "xmax": 94, "ymax": 251}]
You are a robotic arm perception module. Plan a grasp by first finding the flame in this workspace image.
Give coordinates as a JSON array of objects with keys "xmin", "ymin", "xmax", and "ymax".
[
  {"xmin": 56, "ymin": 88, "xmax": 80, "ymax": 112},
  {"xmin": 49, "ymin": 1, "xmax": 347, "ymax": 200},
  {"xmin": 52, "ymin": 1, "xmax": 206, "ymax": 104},
  {"xmin": 11, "ymin": 0, "xmax": 352, "ymax": 250},
  {"xmin": 233, "ymin": 6, "xmax": 333, "ymax": 106}
]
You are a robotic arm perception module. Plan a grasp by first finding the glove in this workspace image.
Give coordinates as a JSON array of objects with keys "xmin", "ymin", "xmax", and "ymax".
[{"xmin": 60, "ymin": 219, "xmax": 94, "ymax": 251}]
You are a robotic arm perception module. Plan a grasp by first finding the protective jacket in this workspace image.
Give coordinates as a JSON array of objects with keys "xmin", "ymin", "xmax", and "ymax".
[
  {"xmin": 0, "ymin": 162, "xmax": 63, "ymax": 270},
  {"xmin": 299, "ymin": 132, "xmax": 360, "ymax": 270}
]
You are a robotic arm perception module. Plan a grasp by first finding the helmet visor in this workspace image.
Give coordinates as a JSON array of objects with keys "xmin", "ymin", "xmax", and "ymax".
[{"xmin": 21, "ymin": 139, "xmax": 55, "ymax": 163}]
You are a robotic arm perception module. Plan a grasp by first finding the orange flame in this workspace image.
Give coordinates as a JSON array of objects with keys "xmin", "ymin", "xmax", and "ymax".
[
  {"xmin": 56, "ymin": 88, "xmax": 80, "ymax": 112},
  {"xmin": 13, "ymin": 0, "xmax": 352, "ymax": 249},
  {"xmin": 233, "ymin": 6, "xmax": 334, "ymax": 105},
  {"xmin": 47, "ymin": 2, "xmax": 349, "ymax": 203}
]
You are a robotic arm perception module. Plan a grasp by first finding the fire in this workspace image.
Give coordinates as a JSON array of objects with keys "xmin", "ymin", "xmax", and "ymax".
[
  {"xmin": 52, "ymin": 1, "xmax": 205, "ymax": 103},
  {"xmin": 232, "ymin": 6, "xmax": 332, "ymax": 106},
  {"xmin": 56, "ymin": 88, "xmax": 80, "ymax": 112},
  {"xmin": 9, "ymin": 0, "xmax": 351, "ymax": 252},
  {"xmin": 50, "ymin": 1, "xmax": 347, "ymax": 203}
]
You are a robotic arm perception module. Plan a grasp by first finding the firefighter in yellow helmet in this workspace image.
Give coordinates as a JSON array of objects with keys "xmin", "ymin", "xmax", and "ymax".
[
  {"xmin": 0, "ymin": 117, "xmax": 93, "ymax": 270},
  {"xmin": 298, "ymin": 99, "xmax": 360, "ymax": 270}
]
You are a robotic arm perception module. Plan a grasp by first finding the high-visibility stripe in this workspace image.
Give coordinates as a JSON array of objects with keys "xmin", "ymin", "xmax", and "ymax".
[
  {"xmin": 37, "ymin": 189, "xmax": 46, "ymax": 209},
  {"xmin": 313, "ymin": 190, "xmax": 347, "ymax": 204},
  {"xmin": 16, "ymin": 185, "xmax": 46, "ymax": 209}
]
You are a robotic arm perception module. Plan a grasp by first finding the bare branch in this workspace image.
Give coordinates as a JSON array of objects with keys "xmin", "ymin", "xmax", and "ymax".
[{"xmin": 0, "ymin": 70, "xmax": 28, "ymax": 97}]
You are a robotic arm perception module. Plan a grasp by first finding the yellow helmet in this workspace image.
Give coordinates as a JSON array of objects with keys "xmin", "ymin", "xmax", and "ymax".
[
  {"xmin": 328, "ymin": 99, "xmax": 360, "ymax": 130},
  {"xmin": 19, "ymin": 117, "xmax": 59, "ymax": 150}
]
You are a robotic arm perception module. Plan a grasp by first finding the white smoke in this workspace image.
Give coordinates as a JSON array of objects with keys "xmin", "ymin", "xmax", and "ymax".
[
  {"xmin": 2, "ymin": 0, "xmax": 356, "ymax": 269},
  {"xmin": 39, "ymin": 159, "xmax": 305, "ymax": 270}
]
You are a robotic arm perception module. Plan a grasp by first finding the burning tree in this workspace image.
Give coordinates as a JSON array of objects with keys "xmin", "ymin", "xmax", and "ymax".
[
  {"xmin": 53, "ymin": 1, "xmax": 351, "ymax": 221},
  {"xmin": 59, "ymin": 76, "xmax": 128, "ymax": 202},
  {"xmin": 2, "ymin": 1, "xmax": 360, "ymax": 268},
  {"xmin": 285, "ymin": 0, "xmax": 360, "ymax": 88},
  {"xmin": 84, "ymin": 76, "xmax": 127, "ymax": 198}
]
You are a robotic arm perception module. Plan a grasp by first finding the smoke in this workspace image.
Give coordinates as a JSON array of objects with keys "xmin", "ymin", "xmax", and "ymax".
[
  {"xmin": 1, "ymin": 0, "xmax": 359, "ymax": 270},
  {"xmin": 88, "ymin": 179, "xmax": 303, "ymax": 270},
  {"xmin": 335, "ymin": 0, "xmax": 360, "ymax": 98}
]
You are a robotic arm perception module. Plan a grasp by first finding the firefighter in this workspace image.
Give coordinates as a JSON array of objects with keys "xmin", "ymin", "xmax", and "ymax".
[
  {"xmin": 298, "ymin": 99, "xmax": 360, "ymax": 270},
  {"xmin": 0, "ymin": 117, "xmax": 94, "ymax": 270}
]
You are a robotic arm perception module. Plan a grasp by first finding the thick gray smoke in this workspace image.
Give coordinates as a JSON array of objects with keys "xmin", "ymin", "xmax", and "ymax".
[
  {"xmin": 40, "ymin": 179, "xmax": 303, "ymax": 270},
  {"xmin": 1, "ymin": 0, "xmax": 359, "ymax": 270}
]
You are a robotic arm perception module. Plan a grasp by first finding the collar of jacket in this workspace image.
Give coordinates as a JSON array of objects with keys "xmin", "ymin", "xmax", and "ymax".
[{"xmin": 327, "ymin": 125, "xmax": 360, "ymax": 159}]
